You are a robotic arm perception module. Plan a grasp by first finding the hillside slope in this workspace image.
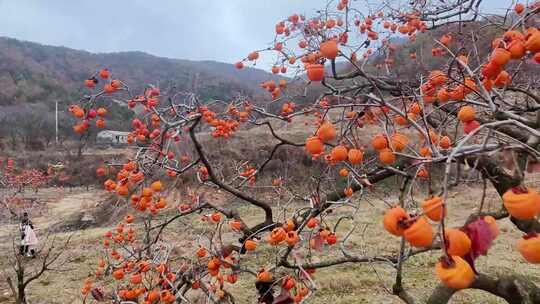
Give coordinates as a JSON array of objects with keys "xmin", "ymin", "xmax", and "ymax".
[{"xmin": 0, "ymin": 36, "xmax": 277, "ymax": 107}]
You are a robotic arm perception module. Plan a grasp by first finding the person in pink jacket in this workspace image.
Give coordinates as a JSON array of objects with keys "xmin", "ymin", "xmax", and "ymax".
[{"xmin": 19, "ymin": 212, "xmax": 38, "ymax": 258}]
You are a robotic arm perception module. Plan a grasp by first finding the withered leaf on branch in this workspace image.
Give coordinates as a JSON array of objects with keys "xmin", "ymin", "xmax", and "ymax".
[
  {"xmin": 91, "ymin": 288, "xmax": 105, "ymax": 301},
  {"xmin": 463, "ymin": 219, "xmax": 494, "ymax": 272}
]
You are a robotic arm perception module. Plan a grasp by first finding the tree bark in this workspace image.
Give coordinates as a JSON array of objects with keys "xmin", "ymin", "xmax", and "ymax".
[
  {"xmin": 427, "ymin": 274, "xmax": 540, "ymax": 304},
  {"xmin": 17, "ymin": 264, "xmax": 25, "ymax": 304},
  {"xmin": 5, "ymin": 276, "xmax": 20, "ymax": 304}
]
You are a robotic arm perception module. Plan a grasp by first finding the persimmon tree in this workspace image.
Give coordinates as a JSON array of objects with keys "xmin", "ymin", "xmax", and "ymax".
[
  {"xmin": 0, "ymin": 158, "xmax": 50, "ymax": 218},
  {"xmin": 71, "ymin": 0, "xmax": 540, "ymax": 303},
  {"xmin": 2, "ymin": 232, "xmax": 74, "ymax": 304},
  {"xmin": 0, "ymin": 159, "xmax": 71, "ymax": 304}
]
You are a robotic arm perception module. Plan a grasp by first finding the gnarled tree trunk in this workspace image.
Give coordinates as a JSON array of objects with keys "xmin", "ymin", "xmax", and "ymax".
[{"xmin": 428, "ymin": 274, "xmax": 540, "ymax": 304}]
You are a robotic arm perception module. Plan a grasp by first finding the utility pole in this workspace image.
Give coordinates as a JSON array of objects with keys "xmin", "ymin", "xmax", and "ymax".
[{"xmin": 55, "ymin": 100, "xmax": 59, "ymax": 145}]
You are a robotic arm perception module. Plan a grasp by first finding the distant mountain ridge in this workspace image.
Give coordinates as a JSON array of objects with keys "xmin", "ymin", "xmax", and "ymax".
[{"xmin": 0, "ymin": 36, "xmax": 279, "ymax": 107}]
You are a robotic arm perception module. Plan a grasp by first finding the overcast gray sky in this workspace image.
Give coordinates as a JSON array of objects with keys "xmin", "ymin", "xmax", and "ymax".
[{"xmin": 0, "ymin": 0, "xmax": 512, "ymax": 70}]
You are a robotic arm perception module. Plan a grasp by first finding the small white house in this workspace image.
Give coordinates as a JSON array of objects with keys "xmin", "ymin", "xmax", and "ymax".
[{"xmin": 96, "ymin": 130, "xmax": 130, "ymax": 146}]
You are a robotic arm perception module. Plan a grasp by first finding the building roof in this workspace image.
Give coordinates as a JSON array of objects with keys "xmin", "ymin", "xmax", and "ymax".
[{"xmin": 97, "ymin": 130, "xmax": 130, "ymax": 137}]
